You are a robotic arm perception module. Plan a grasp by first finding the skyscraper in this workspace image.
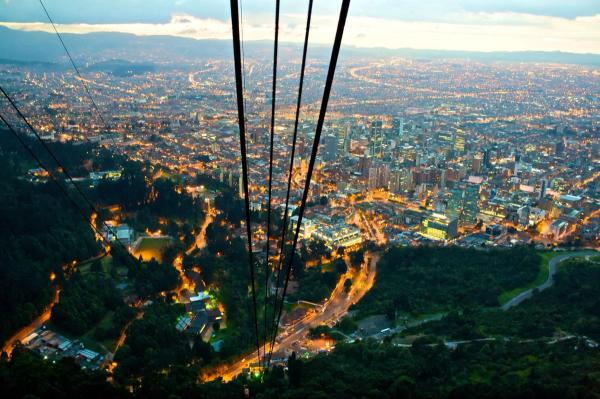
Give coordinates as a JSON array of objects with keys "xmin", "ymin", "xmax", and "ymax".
[
  {"xmin": 392, "ymin": 117, "xmax": 404, "ymax": 137},
  {"xmin": 322, "ymin": 133, "xmax": 338, "ymax": 162},
  {"xmin": 462, "ymin": 184, "xmax": 480, "ymax": 224},
  {"xmin": 370, "ymin": 120, "xmax": 384, "ymax": 158},
  {"xmin": 446, "ymin": 189, "xmax": 463, "ymax": 218},
  {"xmin": 482, "ymin": 148, "xmax": 492, "ymax": 169},
  {"xmin": 453, "ymin": 129, "xmax": 465, "ymax": 152},
  {"xmin": 538, "ymin": 178, "xmax": 548, "ymax": 199}
]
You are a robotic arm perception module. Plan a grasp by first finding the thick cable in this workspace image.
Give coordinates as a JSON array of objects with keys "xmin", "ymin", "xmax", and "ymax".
[
  {"xmin": 263, "ymin": 0, "xmax": 280, "ymax": 366},
  {"xmin": 267, "ymin": 0, "xmax": 314, "ymax": 364},
  {"xmin": 268, "ymin": 0, "xmax": 350, "ymax": 366},
  {"xmin": 230, "ymin": 0, "xmax": 262, "ymax": 371}
]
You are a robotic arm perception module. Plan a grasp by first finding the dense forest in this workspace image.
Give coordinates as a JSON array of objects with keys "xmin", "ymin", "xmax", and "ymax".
[
  {"xmin": 114, "ymin": 302, "xmax": 213, "ymax": 381},
  {"xmin": 51, "ymin": 271, "xmax": 123, "ymax": 336},
  {"xmin": 3, "ymin": 334, "xmax": 598, "ymax": 398},
  {"xmin": 354, "ymin": 246, "xmax": 540, "ymax": 319},
  {"xmin": 0, "ymin": 131, "xmax": 101, "ymax": 343},
  {"xmin": 403, "ymin": 258, "xmax": 600, "ymax": 341}
]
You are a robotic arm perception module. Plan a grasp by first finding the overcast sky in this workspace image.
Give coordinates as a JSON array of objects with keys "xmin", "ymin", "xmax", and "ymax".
[{"xmin": 1, "ymin": 0, "xmax": 599, "ymax": 54}]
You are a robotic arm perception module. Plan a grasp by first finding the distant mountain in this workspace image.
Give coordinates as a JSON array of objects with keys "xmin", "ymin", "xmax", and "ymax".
[{"xmin": 1, "ymin": 26, "xmax": 599, "ymax": 66}]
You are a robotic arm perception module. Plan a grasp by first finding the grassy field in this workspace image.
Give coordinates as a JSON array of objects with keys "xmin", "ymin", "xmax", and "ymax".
[
  {"xmin": 132, "ymin": 237, "xmax": 172, "ymax": 262},
  {"xmin": 78, "ymin": 254, "xmax": 112, "ymax": 274},
  {"xmin": 497, "ymin": 251, "xmax": 557, "ymax": 305}
]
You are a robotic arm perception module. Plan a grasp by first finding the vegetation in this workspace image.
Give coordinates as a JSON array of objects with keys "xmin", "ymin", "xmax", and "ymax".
[
  {"xmin": 113, "ymin": 302, "xmax": 212, "ymax": 380},
  {"xmin": 289, "ymin": 262, "xmax": 343, "ymax": 303},
  {"xmin": 51, "ymin": 271, "xmax": 122, "ymax": 336},
  {"xmin": 354, "ymin": 246, "xmax": 540, "ymax": 319},
  {"xmin": 497, "ymin": 250, "xmax": 556, "ymax": 305},
  {"xmin": 249, "ymin": 338, "xmax": 600, "ymax": 398},
  {"xmin": 0, "ymin": 346, "xmax": 124, "ymax": 399},
  {"xmin": 404, "ymin": 258, "xmax": 600, "ymax": 341},
  {"xmin": 0, "ymin": 131, "xmax": 101, "ymax": 343},
  {"xmin": 128, "ymin": 259, "xmax": 180, "ymax": 299}
]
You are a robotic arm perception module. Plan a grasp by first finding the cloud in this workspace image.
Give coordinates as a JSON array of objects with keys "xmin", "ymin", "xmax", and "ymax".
[{"xmin": 1, "ymin": 11, "xmax": 599, "ymax": 54}]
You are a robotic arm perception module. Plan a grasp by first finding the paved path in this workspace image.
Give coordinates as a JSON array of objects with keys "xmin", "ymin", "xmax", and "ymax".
[{"xmin": 501, "ymin": 250, "xmax": 596, "ymax": 310}]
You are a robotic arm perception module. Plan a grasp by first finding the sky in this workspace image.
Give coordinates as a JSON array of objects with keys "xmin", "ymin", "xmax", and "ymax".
[{"xmin": 1, "ymin": 0, "xmax": 600, "ymax": 54}]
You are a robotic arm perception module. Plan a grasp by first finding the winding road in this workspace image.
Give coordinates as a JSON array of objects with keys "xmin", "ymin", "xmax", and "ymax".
[{"xmin": 501, "ymin": 250, "xmax": 596, "ymax": 310}]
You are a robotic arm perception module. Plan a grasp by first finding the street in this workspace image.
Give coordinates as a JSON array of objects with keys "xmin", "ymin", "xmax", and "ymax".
[{"xmin": 202, "ymin": 251, "xmax": 379, "ymax": 382}]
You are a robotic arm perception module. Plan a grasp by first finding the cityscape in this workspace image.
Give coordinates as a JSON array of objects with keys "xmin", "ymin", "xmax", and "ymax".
[{"xmin": 0, "ymin": 1, "xmax": 599, "ymax": 398}]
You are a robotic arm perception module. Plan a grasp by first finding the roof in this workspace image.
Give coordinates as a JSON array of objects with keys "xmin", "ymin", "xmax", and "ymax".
[{"xmin": 77, "ymin": 348, "xmax": 99, "ymax": 360}]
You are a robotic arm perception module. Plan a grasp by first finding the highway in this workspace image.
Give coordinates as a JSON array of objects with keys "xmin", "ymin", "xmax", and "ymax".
[{"xmin": 202, "ymin": 251, "xmax": 379, "ymax": 382}]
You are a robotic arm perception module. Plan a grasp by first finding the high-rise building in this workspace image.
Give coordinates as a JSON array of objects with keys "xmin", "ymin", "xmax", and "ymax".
[
  {"xmin": 538, "ymin": 178, "xmax": 548, "ymax": 199},
  {"xmin": 446, "ymin": 189, "xmax": 463, "ymax": 218},
  {"xmin": 472, "ymin": 155, "xmax": 482, "ymax": 174},
  {"xmin": 322, "ymin": 133, "xmax": 338, "ymax": 162},
  {"xmin": 453, "ymin": 129, "xmax": 465, "ymax": 152},
  {"xmin": 392, "ymin": 117, "xmax": 404, "ymax": 137},
  {"xmin": 482, "ymin": 148, "xmax": 492, "ymax": 169},
  {"xmin": 338, "ymin": 126, "xmax": 350, "ymax": 155},
  {"xmin": 370, "ymin": 120, "xmax": 384, "ymax": 158},
  {"xmin": 367, "ymin": 163, "xmax": 389, "ymax": 191},
  {"xmin": 462, "ymin": 184, "xmax": 480, "ymax": 224}
]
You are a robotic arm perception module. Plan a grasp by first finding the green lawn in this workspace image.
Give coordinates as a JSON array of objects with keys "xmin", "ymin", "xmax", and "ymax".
[
  {"xmin": 79, "ymin": 311, "xmax": 116, "ymax": 353},
  {"xmin": 79, "ymin": 254, "xmax": 112, "ymax": 275},
  {"xmin": 498, "ymin": 251, "xmax": 556, "ymax": 305}
]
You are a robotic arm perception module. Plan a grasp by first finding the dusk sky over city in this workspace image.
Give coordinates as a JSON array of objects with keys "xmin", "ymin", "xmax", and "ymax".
[{"xmin": 1, "ymin": 0, "xmax": 600, "ymax": 53}]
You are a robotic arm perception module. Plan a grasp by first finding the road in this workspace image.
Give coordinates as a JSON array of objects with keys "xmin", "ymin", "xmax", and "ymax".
[
  {"xmin": 171, "ymin": 210, "xmax": 216, "ymax": 300},
  {"xmin": 1, "ymin": 251, "xmax": 108, "ymax": 357},
  {"xmin": 202, "ymin": 252, "xmax": 379, "ymax": 381},
  {"xmin": 501, "ymin": 250, "xmax": 596, "ymax": 310},
  {"xmin": 186, "ymin": 210, "xmax": 214, "ymax": 255},
  {"xmin": 101, "ymin": 310, "xmax": 144, "ymax": 370},
  {"xmin": 2, "ymin": 288, "xmax": 61, "ymax": 357}
]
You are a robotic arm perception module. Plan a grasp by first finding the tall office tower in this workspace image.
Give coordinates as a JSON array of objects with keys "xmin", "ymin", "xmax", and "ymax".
[
  {"xmin": 367, "ymin": 163, "xmax": 389, "ymax": 191},
  {"xmin": 538, "ymin": 178, "xmax": 548, "ymax": 199},
  {"xmin": 388, "ymin": 169, "xmax": 402, "ymax": 194},
  {"xmin": 446, "ymin": 189, "xmax": 463, "ymax": 219},
  {"xmin": 370, "ymin": 120, "xmax": 384, "ymax": 158},
  {"xmin": 453, "ymin": 128, "xmax": 465, "ymax": 152},
  {"xmin": 461, "ymin": 184, "xmax": 480, "ymax": 224},
  {"xmin": 439, "ymin": 169, "xmax": 447, "ymax": 190},
  {"xmin": 389, "ymin": 168, "xmax": 413, "ymax": 192},
  {"xmin": 358, "ymin": 155, "xmax": 372, "ymax": 175},
  {"xmin": 338, "ymin": 126, "xmax": 350, "ymax": 155},
  {"xmin": 392, "ymin": 117, "xmax": 404, "ymax": 137},
  {"xmin": 368, "ymin": 167, "xmax": 379, "ymax": 191},
  {"xmin": 472, "ymin": 155, "xmax": 482, "ymax": 174},
  {"xmin": 483, "ymin": 148, "xmax": 492, "ymax": 169},
  {"xmin": 415, "ymin": 152, "xmax": 423, "ymax": 167},
  {"xmin": 322, "ymin": 133, "xmax": 338, "ymax": 162}
]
